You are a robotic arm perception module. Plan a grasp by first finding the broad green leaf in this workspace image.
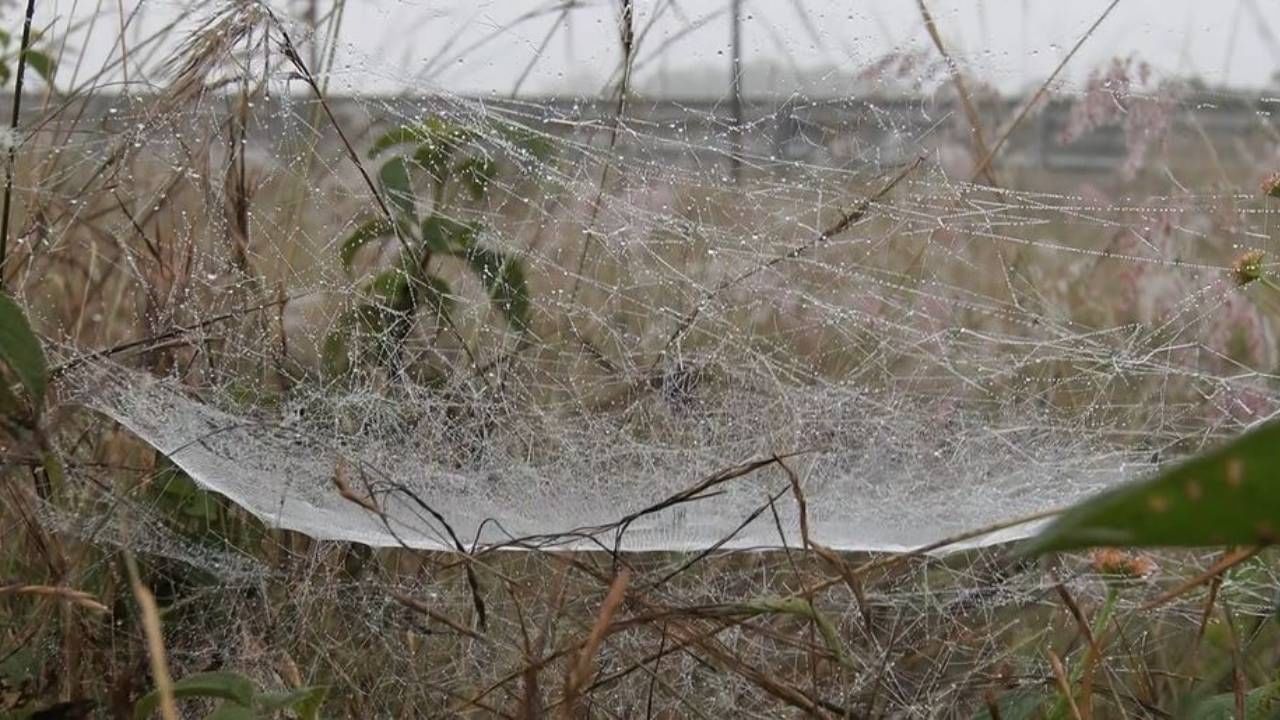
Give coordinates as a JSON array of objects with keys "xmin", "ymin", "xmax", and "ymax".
[
  {"xmin": 0, "ymin": 61, "xmax": 11, "ymax": 87},
  {"xmin": 420, "ymin": 215, "xmax": 476, "ymax": 254},
  {"xmin": 22, "ymin": 50, "xmax": 54, "ymax": 85},
  {"xmin": 0, "ymin": 292, "xmax": 48, "ymax": 409},
  {"xmin": 321, "ymin": 319, "xmax": 354, "ymax": 377},
  {"xmin": 453, "ymin": 243, "xmax": 531, "ymax": 333},
  {"xmin": 1027, "ymin": 419, "xmax": 1280, "ymax": 553},
  {"xmin": 368, "ymin": 124, "xmax": 429, "ymax": 158},
  {"xmin": 256, "ymin": 686, "xmax": 328, "ymax": 720},
  {"xmin": 339, "ymin": 218, "xmax": 394, "ymax": 270},
  {"xmin": 494, "ymin": 121, "xmax": 554, "ymax": 163},
  {"xmin": 369, "ymin": 117, "xmax": 471, "ymax": 159},
  {"xmin": 0, "ymin": 372, "xmax": 20, "ymax": 417},
  {"xmin": 154, "ymin": 470, "xmax": 219, "ymax": 523},
  {"xmin": 0, "ymin": 29, "xmax": 10, "ymax": 47},
  {"xmin": 204, "ymin": 701, "xmax": 255, "ymax": 720},
  {"xmin": 455, "ymin": 156, "xmax": 497, "ymax": 200},
  {"xmin": 413, "ymin": 138, "xmax": 457, "ymax": 180},
  {"xmin": 133, "ymin": 671, "xmax": 256, "ymax": 720},
  {"xmin": 416, "ymin": 274, "xmax": 454, "ymax": 316},
  {"xmin": 1186, "ymin": 679, "xmax": 1280, "ymax": 720},
  {"xmin": 378, "ymin": 156, "xmax": 415, "ymax": 221},
  {"xmin": 367, "ymin": 267, "xmax": 415, "ymax": 313}
]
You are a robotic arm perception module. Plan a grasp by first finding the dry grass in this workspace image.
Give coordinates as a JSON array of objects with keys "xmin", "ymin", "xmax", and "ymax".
[{"xmin": 3, "ymin": 2, "xmax": 1280, "ymax": 718}]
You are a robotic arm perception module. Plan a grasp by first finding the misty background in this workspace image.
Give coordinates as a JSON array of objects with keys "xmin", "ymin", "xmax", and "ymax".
[{"xmin": 37, "ymin": 0, "xmax": 1280, "ymax": 99}]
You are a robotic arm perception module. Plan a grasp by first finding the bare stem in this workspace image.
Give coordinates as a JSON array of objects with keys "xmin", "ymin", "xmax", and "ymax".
[{"xmin": 0, "ymin": 0, "xmax": 39, "ymax": 287}]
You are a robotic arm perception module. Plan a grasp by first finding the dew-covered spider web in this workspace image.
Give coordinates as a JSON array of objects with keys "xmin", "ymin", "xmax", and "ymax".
[{"xmin": 30, "ymin": 0, "xmax": 1280, "ymax": 553}]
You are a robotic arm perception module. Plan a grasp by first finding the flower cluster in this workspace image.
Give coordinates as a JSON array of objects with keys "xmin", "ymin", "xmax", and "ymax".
[
  {"xmin": 1088, "ymin": 547, "xmax": 1158, "ymax": 578},
  {"xmin": 1059, "ymin": 57, "xmax": 1179, "ymax": 179}
]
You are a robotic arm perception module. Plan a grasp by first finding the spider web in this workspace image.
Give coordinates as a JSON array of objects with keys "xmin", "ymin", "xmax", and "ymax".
[{"xmin": 32, "ymin": 0, "xmax": 1280, "ymax": 553}]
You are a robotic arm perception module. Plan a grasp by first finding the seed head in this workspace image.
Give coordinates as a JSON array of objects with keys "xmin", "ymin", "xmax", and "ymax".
[
  {"xmin": 1089, "ymin": 547, "xmax": 1158, "ymax": 578},
  {"xmin": 1263, "ymin": 173, "xmax": 1280, "ymax": 198},
  {"xmin": 1232, "ymin": 249, "xmax": 1266, "ymax": 288}
]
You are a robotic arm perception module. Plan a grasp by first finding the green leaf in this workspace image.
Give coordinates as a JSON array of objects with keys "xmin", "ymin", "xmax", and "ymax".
[
  {"xmin": 453, "ymin": 242, "xmax": 531, "ymax": 333},
  {"xmin": 0, "ymin": 29, "xmax": 10, "ymax": 47},
  {"xmin": 495, "ymin": 122, "xmax": 555, "ymax": 164},
  {"xmin": 0, "ymin": 372, "xmax": 20, "ymax": 417},
  {"xmin": 154, "ymin": 470, "xmax": 220, "ymax": 523},
  {"xmin": 204, "ymin": 701, "xmax": 255, "ymax": 720},
  {"xmin": 421, "ymin": 215, "xmax": 476, "ymax": 254},
  {"xmin": 338, "ymin": 218, "xmax": 394, "ymax": 270},
  {"xmin": 368, "ymin": 124, "xmax": 427, "ymax": 159},
  {"xmin": 0, "ymin": 292, "xmax": 48, "ymax": 410},
  {"xmin": 0, "ymin": 61, "xmax": 11, "ymax": 87},
  {"xmin": 378, "ymin": 156, "xmax": 415, "ymax": 221},
  {"xmin": 369, "ymin": 117, "xmax": 471, "ymax": 159},
  {"xmin": 256, "ymin": 686, "xmax": 328, "ymax": 720},
  {"xmin": 321, "ymin": 317, "xmax": 354, "ymax": 378},
  {"xmin": 1027, "ymin": 419, "xmax": 1280, "ymax": 553},
  {"xmin": 455, "ymin": 156, "xmax": 497, "ymax": 200},
  {"xmin": 413, "ymin": 138, "xmax": 456, "ymax": 181},
  {"xmin": 1186, "ymin": 679, "xmax": 1280, "ymax": 720},
  {"xmin": 133, "ymin": 671, "xmax": 256, "ymax": 720},
  {"xmin": 21, "ymin": 50, "xmax": 54, "ymax": 85},
  {"xmin": 366, "ymin": 267, "xmax": 415, "ymax": 313}
]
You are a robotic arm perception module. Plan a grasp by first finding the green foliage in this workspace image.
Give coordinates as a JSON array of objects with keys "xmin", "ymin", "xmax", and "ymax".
[
  {"xmin": 1027, "ymin": 419, "xmax": 1280, "ymax": 552},
  {"xmin": 0, "ymin": 30, "xmax": 57, "ymax": 88},
  {"xmin": 378, "ymin": 155, "xmax": 415, "ymax": 220},
  {"xmin": 338, "ymin": 218, "xmax": 394, "ymax": 270},
  {"xmin": 327, "ymin": 115, "xmax": 546, "ymax": 378},
  {"xmin": 1185, "ymin": 678, "xmax": 1280, "ymax": 720},
  {"xmin": 458, "ymin": 241, "xmax": 530, "ymax": 333},
  {"xmin": 151, "ymin": 460, "xmax": 221, "ymax": 526},
  {"xmin": 0, "ymin": 292, "xmax": 47, "ymax": 419},
  {"xmin": 20, "ymin": 50, "xmax": 54, "ymax": 86},
  {"xmin": 133, "ymin": 671, "xmax": 326, "ymax": 720}
]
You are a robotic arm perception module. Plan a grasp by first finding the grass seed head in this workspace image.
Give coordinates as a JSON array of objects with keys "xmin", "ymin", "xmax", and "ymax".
[
  {"xmin": 1232, "ymin": 249, "xmax": 1266, "ymax": 288},
  {"xmin": 1089, "ymin": 547, "xmax": 1158, "ymax": 578},
  {"xmin": 1263, "ymin": 172, "xmax": 1280, "ymax": 198}
]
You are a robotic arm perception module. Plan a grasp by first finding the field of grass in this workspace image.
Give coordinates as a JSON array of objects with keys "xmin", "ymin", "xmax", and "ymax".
[{"xmin": 4, "ymin": 2, "xmax": 1280, "ymax": 718}]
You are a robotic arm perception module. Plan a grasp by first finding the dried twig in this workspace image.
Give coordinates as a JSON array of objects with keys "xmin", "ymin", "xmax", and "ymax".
[
  {"xmin": 1047, "ymin": 649, "xmax": 1083, "ymax": 720},
  {"xmin": 124, "ymin": 551, "xmax": 177, "ymax": 720},
  {"xmin": 916, "ymin": 0, "xmax": 998, "ymax": 186},
  {"xmin": 561, "ymin": 570, "xmax": 631, "ymax": 718},
  {"xmin": 969, "ymin": 0, "xmax": 1121, "ymax": 182},
  {"xmin": 0, "ymin": 583, "xmax": 109, "ymax": 613},
  {"xmin": 1141, "ymin": 546, "xmax": 1262, "ymax": 611}
]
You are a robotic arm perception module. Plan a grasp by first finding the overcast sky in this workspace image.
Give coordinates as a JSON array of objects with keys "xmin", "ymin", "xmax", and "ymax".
[{"xmin": 40, "ymin": 0, "xmax": 1280, "ymax": 97}]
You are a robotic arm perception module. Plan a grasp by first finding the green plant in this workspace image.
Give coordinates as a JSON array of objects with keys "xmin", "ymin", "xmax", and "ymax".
[
  {"xmin": 0, "ymin": 28, "xmax": 55, "ymax": 89},
  {"xmin": 324, "ymin": 116, "xmax": 549, "ymax": 377},
  {"xmin": 132, "ymin": 671, "xmax": 327, "ymax": 720},
  {"xmin": 1026, "ymin": 416, "xmax": 1280, "ymax": 552},
  {"xmin": 0, "ymin": 291, "xmax": 46, "ymax": 423},
  {"xmin": 1185, "ymin": 677, "xmax": 1280, "ymax": 720}
]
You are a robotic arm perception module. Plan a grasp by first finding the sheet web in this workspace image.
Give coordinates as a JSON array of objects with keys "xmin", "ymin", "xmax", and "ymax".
[{"xmin": 45, "ymin": 4, "xmax": 1280, "ymax": 554}]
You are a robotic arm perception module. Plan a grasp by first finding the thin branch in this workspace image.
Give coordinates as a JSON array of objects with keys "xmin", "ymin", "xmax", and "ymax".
[{"xmin": 0, "ymin": 0, "xmax": 39, "ymax": 285}]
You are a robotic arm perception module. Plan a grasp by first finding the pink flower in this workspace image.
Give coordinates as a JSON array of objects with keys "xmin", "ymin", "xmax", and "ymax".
[{"xmin": 1059, "ymin": 57, "xmax": 1179, "ymax": 179}]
